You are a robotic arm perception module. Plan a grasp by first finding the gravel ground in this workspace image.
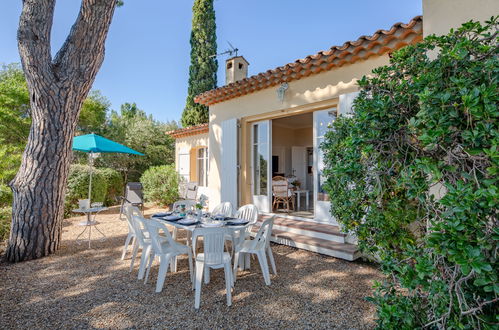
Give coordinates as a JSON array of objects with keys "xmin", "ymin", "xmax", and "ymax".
[{"xmin": 0, "ymin": 205, "xmax": 382, "ymax": 329}]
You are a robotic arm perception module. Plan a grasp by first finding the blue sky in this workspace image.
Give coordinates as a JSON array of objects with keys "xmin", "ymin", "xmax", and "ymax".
[{"xmin": 0, "ymin": 1, "xmax": 421, "ymax": 123}]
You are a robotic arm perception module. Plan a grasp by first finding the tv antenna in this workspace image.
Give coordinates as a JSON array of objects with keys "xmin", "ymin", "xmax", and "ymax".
[{"xmin": 210, "ymin": 41, "xmax": 239, "ymax": 58}]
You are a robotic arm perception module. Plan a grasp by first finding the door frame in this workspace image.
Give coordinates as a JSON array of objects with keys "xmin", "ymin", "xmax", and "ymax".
[{"xmin": 250, "ymin": 120, "xmax": 272, "ymax": 213}]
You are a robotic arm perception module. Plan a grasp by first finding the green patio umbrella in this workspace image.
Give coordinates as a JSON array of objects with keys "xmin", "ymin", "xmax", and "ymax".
[{"xmin": 72, "ymin": 133, "xmax": 144, "ymax": 203}]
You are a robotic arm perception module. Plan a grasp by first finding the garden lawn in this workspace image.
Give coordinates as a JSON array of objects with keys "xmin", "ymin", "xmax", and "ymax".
[{"xmin": 0, "ymin": 206, "xmax": 382, "ymax": 329}]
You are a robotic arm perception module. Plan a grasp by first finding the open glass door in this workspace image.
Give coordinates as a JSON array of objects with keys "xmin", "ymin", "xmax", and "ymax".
[
  {"xmin": 251, "ymin": 120, "xmax": 272, "ymax": 212},
  {"xmin": 313, "ymin": 108, "xmax": 337, "ymax": 224}
]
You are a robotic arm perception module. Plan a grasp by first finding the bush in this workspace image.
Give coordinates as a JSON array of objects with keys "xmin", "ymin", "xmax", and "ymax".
[
  {"xmin": 141, "ymin": 165, "xmax": 181, "ymax": 206},
  {"xmin": 65, "ymin": 164, "xmax": 108, "ymax": 215},
  {"xmin": 0, "ymin": 207, "xmax": 11, "ymax": 241},
  {"xmin": 99, "ymin": 167, "xmax": 123, "ymax": 205},
  {"xmin": 0, "ymin": 183, "xmax": 12, "ymax": 207},
  {"xmin": 322, "ymin": 18, "xmax": 498, "ymax": 328}
]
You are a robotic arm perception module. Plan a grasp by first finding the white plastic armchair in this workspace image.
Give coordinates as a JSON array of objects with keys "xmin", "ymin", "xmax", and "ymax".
[
  {"xmin": 192, "ymin": 227, "xmax": 233, "ymax": 309},
  {"xmin": 141, "ymin": 217, "xmax": 193, "ymax": 293},
  {"xmin": 121, "ymin": 205, "xmax": 142, "ymax": 260},
  {"xmin": 212, "ymin": 201, "xmax": 233, "ymax": 217},
  {"xmin": 233, "ymin": 216, "xmax": 276, "ymax": 285},
  {"xmin": 235, "ymin": 204, "xmax": 259, "ymax": 239}
]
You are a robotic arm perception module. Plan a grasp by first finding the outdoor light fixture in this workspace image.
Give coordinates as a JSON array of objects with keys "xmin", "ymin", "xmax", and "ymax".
[{"xmin": 276, "ymin": 82, "xmax": 288, "ymax": 102}]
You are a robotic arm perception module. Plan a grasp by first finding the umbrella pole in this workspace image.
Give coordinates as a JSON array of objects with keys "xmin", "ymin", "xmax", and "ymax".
[{"xmin": 88, "ymin": 153, "xmax": 93, "ymax": 203}]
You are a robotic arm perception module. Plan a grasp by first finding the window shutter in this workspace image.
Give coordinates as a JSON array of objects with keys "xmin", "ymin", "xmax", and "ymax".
[
  {"xmin": 220, "ymin": 118, "xmax": 238, "ymax": 208},
  {"xmin": 189, "ymin": 148, "xmax": 197, "ymax": 182}
]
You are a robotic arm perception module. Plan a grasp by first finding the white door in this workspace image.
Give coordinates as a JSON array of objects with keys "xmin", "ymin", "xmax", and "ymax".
[
  {"xmin": 291, "ymin": 146, "xmax": 307, "ymax": 191},
  {"xmin": 313, "ymin": 108, "xmax": 337, "ymax": 224},
  {"xmin": 251, "ymin": 120, "xmax": 272, "ymax": 213},
  {"xmin": 221, "ymin": 118, "xmax": 238, "ymax": 209}
]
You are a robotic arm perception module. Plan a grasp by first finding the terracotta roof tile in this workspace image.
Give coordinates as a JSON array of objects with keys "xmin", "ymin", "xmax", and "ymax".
[
  {"xmin": 195, "ymin": 16, "xmax": 423, "ymax": 106},
  {"xmin": 167, "ymin": 123, "xmax": 209, "ymax": 139}
]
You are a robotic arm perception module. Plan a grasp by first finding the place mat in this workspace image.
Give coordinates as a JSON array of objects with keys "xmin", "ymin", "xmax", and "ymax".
[
  {"xmin": 226, "ymin": 221, "xmax": 249, "ymax": 226},
  {"xmin": 152, "ymin": 212, "xmax": 173, "ymax": 218}
]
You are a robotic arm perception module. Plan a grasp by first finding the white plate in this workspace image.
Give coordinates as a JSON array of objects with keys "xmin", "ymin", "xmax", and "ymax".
[
  {"xmin": 178, "ymin": 219, "xmax": 197, "ymax": 225},
  {"xmin": 201, "ymin": 221, "xmax": 224, "ymax": 227}
]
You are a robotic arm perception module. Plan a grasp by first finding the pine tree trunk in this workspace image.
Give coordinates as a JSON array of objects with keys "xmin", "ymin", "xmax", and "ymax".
[{"xmin": 6, "ymin": 0, "xmax": 116, "ymax": 262}]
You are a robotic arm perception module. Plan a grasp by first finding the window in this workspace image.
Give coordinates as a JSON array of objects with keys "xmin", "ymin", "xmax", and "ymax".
[{"xmin": 197, "ymin": 147, "xmax": 208, "ymax": 187}]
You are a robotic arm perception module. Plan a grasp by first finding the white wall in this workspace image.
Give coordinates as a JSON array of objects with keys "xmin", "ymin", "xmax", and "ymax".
[{"xmin": 423, "ymin": 0, "xmax": 499, "ymax": 37}]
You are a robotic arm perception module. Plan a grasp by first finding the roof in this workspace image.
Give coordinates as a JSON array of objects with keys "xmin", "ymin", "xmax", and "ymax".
[
  {"xmin": 195, "ymin": 16, "xmax": 423, "ymax": 106},
  {"xmin": 167, "ymin": 123, "xmax": 209, "ymax": 139}
]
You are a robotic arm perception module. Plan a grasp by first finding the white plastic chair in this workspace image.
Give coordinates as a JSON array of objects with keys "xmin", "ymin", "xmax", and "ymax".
[
  {"xmin": 233, "ymin": 216, "xmax": 276, "ymax": 285},
  {"xmin": 235, "ymin": 204, "xmax": 259, "ymax": 239},
  {"xmin": 123, "ymin": 206, "xmax": 152, "ymax": 276},
  {"xmin": 141, "ymin": 217, "xmax": 193, "ymax": 293},
  {"xmin": 212, "ymin": 202, "xmax": 233, "ymax": 217},
  {"xmin": 121, "ymin": 205, "xmax": 142, "ymax": 260},
  {"xmin": 192, "ymin": 227, "xmax": 233, "ymax": 309}
]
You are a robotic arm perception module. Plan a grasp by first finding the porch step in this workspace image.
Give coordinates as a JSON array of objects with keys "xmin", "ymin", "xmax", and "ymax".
[
  {"xmin": 253, "ymin": 215, "xmax": 360, "ymax": 261},
  {"xmin": 259, "ymin": 215, "xmax": 346, "ymax": 243}
]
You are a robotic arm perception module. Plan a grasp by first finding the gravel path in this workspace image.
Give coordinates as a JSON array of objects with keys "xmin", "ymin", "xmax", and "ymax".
[{"xmin": 0, "ymin": 206, "xmax": 382, "ymax": 329}]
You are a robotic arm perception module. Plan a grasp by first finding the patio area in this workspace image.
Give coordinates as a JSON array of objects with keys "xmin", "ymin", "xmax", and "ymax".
[{"xmin": 0, "ymin": 206, "xmax": 382, "ymax": 329}]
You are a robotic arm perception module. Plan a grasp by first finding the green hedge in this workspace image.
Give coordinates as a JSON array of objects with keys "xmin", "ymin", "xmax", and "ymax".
[
  {"xmin": 0, "ymin": 207, "xmax": 10, "ymax": 241},
  {"xmin": 65, "ymin": 164, "xmax": 123, "ymax": 215},
  {"xmin": 0, "ymin": 183, "xmax": 12, "ymax": 207},
  {"xmin": 140, "ymin": 165, "xmax": 181, "ymax": 206}
]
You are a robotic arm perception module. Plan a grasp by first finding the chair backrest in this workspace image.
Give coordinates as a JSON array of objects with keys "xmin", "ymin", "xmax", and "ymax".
[
  {"xmin": 173, "ymin": 199, "xmax": 197, "ymax": 212},
  {"xmin": 212, "ymin": 202, "xmax": 233, "ymax": 217},
  {"xmin": 185, "ymin": 182, "xmax": 198, "ymax": 200},
  {"xmin": 124, "ymin": 205, "xmax": 142, "ymax": 234},
  {"xmin": 192, "ymin": 227, "xmax": 227, "ymax": 265},
  {"xmin": 126, "ymin": 182, "xmax": 143, "ymax": 204},
  {"xmin": 272, "ymin": 176, "xmax": 289, "ymax": 198},
  {"xmin": 251, "ymin": 216, "xmax": 275, "ymax": 250},
  {"xmin": 144, "ymin": 218, "xmax": 177, "ymax": 255},
  {"xmin": 235, "ymin": 204, "xmax": 259, "ymax": 224},
  {"xmin": 131, "ymin": 214, "xmax": 151, "ymax": 246}
]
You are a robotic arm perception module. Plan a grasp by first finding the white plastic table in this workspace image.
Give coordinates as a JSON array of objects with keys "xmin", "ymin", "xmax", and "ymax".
[
  {"xmin": 294, "ymin": 190, "xmax": 310, "ymax": 211},
  {"xmin": 73, "ymin": 206, "xmax": 108, "ymax": 248},
  {"xmin": 152, "ymin": 216, "xmax": 252, "ymax": 272}
]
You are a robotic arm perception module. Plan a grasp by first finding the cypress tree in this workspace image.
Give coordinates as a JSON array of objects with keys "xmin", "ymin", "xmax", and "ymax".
[{"xmin": 181, "ymin": 0, "xmax": 218, "ymax": 127}]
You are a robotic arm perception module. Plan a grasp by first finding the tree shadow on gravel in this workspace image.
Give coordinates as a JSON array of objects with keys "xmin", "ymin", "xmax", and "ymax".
[{"xmin": 0, "ymin": 206, "xmax": 382, "ymax": 329}]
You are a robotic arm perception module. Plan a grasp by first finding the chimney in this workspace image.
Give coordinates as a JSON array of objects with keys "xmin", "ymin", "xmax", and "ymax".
[{"xmin": 225, "ymin": 56, "xmax": 249, "ymax": 85}]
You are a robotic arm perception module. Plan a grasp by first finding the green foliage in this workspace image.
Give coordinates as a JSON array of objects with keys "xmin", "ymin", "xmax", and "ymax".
[
  {"xmin": 99, "ymin": 167, "xmax": 124, "ymax": 205},
  {"xmin": 0, "ymin": 207, "xmax": 11, "ymax": 241},
  {"xmin": 100, "ymin": 103, "xmax": 177, "ymax": 181},
  {"xmin": 181, "ymin": 0, "xmax": 218, "ymax": 127},
  {"xmin": 65, "ymin": 164, "xmax": 108, "ymax": 215},
  {"xmin": 64, "ymin": 165, "xmax": 123, "ymax": 215},
  {"xmin": 322, "ymin": 18, "xmax": 498, "ymax": 329},
  {"xmin": 79, "ymin": 90, "xmax": 111, "ymax": 134},
  {"xmin": 140, "ymin": 165, "xmax": 181, "ymax": 206}
]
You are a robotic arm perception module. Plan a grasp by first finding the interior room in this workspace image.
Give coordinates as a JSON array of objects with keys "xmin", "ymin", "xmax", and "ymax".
[{"xmin": 271, "ymin": 113, "xmax": 314, "ymax": 218}]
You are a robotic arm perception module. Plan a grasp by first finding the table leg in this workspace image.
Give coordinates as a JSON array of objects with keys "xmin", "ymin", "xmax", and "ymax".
[
  {"xmin": 297, "ymin": 193, "xmax": 301, "ymax": 211},
  {"xmin": 306, "ymin": 192, "xmax": 309, "ymax": 211},
  {"xmin": 172, "ymin": 228, "xmax": 178, "ymax": 272}
]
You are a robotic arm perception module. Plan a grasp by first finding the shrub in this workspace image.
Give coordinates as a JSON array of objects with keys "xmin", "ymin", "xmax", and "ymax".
[
  {"xmin": 0, "ymin": 183, "xmax": 12, "ymax": 207},
  {"xmin": 99, "ymin": 167, "xmax": 124, "ymax": 205},
  {"xmin": 141, "ymin": 165, "xmax": 181, "ymax": 206},
  {"xmin": 0, "ymin": 207, "xmax": 11, "ymax": 241},
  {"xmin": 65, "ymin": 164, "xmax": 108, "ymax": 215},
  {"xmin": 322, "ymin": 18, "xmax": 498, "ymax": 328}
]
